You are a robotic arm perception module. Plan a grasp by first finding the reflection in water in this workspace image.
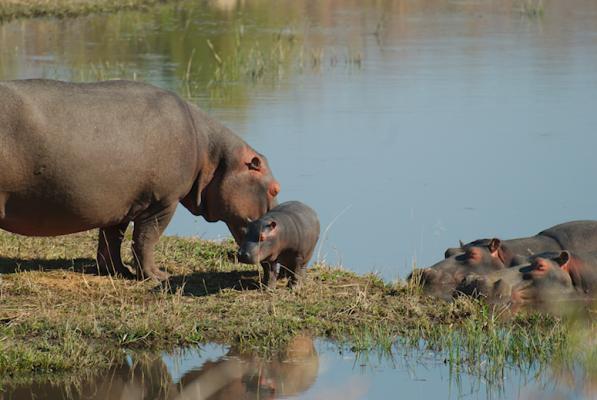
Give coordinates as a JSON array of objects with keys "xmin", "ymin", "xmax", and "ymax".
[
  {"xmin": 174, "ymin": 335, "xmax": 319, "ymax": 400},
  {"xmin": 2, "ymin": 326, "xmax": 596, "ymax": 399},
  {"xmin": 3, "ymin": 353, "xmax": 174, "ymax": 400},
  {"xmin": 2, "ymin": 336, "xmax": 319, "ymax": 400}
]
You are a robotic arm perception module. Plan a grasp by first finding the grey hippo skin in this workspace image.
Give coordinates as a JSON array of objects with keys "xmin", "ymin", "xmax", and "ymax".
[
  {"xmin": 456, "ymin": 250, "xmax": 597, "ymax": 304},
  {"xmin": 0, "ymin": 79, "xmax": 280, "ymax": 281},
  {"xmin": 237, "ymin": 201, "xmax": 320, "ymax": 288},
  {"xmin": 408, "ymin": 220, "xmax": 597, "ymax": 297}
]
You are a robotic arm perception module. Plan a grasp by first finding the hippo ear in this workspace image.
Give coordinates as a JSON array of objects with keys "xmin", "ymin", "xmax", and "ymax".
[
  {"xmin": 553, "ymin": 251, "xmax": 570, "ymax": 268},
  {"xmin": 268, "ymin": 181, "xmax": 280, "ymax": 197},
  {"xmin": 444, "ymin": 248, "xmax": 460, "ymax": 258},
  {"xmin": 247, "ymin": 156, "xmax": 262, "ymax": 171},
  {"xmin": 488, "ymin": 238, "xmax": 501, "ymax": 254}
]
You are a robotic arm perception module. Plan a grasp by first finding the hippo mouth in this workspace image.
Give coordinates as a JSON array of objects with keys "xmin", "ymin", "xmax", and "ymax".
[
  {"xmin": 414, "ymin": 268, "xmax": 466, "ymax": 288},
  {"xmin": 510, "ymin": 280, "xmax": 535, "ymax": 303}
]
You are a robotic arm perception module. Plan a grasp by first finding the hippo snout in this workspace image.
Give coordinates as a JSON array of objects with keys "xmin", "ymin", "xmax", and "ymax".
[
  {"xmin": 237, "ymin": 249, "xmax": 256, "ymax": 264},
  {"xmin": 455, "ymin": 274, "xmax": 488, "ymax": 298},
  {"xmin": 238, "ymin": 241, "xmax": 262, "ymax": 264},
  {"xmin": 408, "ymin": 268, "xmax": 440, "ymax": 286}
]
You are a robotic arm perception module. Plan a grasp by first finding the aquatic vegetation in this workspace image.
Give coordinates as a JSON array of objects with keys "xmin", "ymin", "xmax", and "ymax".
[
  {"xmin": 518, "ymin": 0, "xmax": 545, "ymax": 18},
  {"xmin": 0, "ymin": 0, "xmax": 180, "ymax": 22}
]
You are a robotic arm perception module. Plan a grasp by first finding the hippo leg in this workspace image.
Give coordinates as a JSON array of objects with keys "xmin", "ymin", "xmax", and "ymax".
[
  {"xmin": 287, "ymin": 257, "xmax": 306, "ymax": 289},
  {"xmin": 97, "ymin": 222, "xmax": 134, "ymax": 279},
  {"xmin": 0, "ymin": 192, "xmax": 6, "ymax": 220},
  {"xmin": 131, "ymin": 204, "xmax": 176, "ymax": 281},
  {"xmin": 261, "ymin": 261, "xmax": 279, "ymax": 288}
]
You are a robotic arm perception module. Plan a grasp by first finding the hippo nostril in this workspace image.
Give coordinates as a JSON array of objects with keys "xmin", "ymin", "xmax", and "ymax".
[{"xmin": 237, "ymin": 250, "xmax": 250, "ymax": 263}]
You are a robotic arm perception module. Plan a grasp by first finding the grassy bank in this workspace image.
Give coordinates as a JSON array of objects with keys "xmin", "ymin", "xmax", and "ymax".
[
  {"xmin": 0, "ymin": 230, "xmax": 593, "ymax": 385},
  {"xmin": 0, "ymin": 0, "xmax": 177, "ymax": 22}
]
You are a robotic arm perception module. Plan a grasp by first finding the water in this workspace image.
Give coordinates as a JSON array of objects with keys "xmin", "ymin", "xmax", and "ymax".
[
  {"xmin": 2, "ymin": 336, "xmax": 594, "ymax": 400},
  {"xmin": 1, "ymin": 2, "xmax": 597, "ymax": 398}
]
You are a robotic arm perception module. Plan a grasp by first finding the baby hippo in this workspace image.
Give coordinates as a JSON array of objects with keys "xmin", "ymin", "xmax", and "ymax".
[{"xmin": 237, "ymin": 201, "xmax": 320, "ymax": 288}]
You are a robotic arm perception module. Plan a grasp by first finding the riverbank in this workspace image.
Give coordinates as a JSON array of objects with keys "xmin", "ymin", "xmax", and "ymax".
[
  {"xmin": 0, "ymin": 230, "xmax": 592, "ymax": 385},
  {"xmin": 0, "ymin": 0, "xmax": 176, "ymax": 22}
]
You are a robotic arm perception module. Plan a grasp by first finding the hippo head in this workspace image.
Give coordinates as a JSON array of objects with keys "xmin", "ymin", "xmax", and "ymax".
[
  {"xmin": 509, "ymin": 252, "xmax": 576, "ymax": 303},
  {"xmin": 202, "ymin": 145, "xmax": 280, "ymax": 244},
  {"xmin": 409, "ymin": 238, "xmax": 510, "ymax": 295},
  {"xmin": 237, "ymin": 216, "xmax": 278, "ymax": 264},
  {"xmin": 456, "ymin": 251, "xmax": 576, "ymax": 304}
]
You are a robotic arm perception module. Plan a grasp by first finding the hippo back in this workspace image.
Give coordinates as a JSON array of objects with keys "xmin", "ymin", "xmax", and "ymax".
[{"xmin": 539, "ymin": 220, "xmax": 597, "ymax": 252}]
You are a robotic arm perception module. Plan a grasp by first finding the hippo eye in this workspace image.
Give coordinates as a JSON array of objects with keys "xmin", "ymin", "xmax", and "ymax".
[{"xmin": 247, "ymin": 157, "xmax": 261, "ymax": 171}]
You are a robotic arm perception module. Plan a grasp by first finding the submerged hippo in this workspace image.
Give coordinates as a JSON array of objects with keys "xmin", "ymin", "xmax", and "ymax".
[
  {"xmin": 457, "ymin": 251, "xmax": 597, "ymax": 304},
  {"xmin": 0, "ymin": 79, "xmax": 280, "ymax": 281},
  {"xmin": 409, "ymin": 220, "xmax": 597, "ymax": 296},
  {"xmin": 237, "ymin": 201, "xmax": 320, "ymax": 288}
]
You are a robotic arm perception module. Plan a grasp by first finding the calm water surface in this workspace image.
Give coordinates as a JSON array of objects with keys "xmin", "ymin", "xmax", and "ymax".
[
  {"xmin": 3, "ymin": 335, "xmax": 595, "ymax": 400},
  {"xmin": 1, "ymin": 1, "xmax": 597, "ymax": 398}
]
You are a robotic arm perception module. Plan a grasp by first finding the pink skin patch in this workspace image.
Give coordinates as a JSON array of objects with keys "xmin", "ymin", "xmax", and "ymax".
[
  {"xmin": 467, "ymin": 248, "xmax": 483, "ymax": 263},
  {"xmin": 269, "ymin": 182, "xmax": 280, "ymax": 197},
  {"xmin": 530, "ymin": 259, "xmax": 551, "ymax": 278}
]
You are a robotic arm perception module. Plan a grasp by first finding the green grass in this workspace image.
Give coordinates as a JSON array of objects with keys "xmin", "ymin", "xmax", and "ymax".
[{"xmin": 0, "ymin": 230, "xmax": 594, "ymax": 386}]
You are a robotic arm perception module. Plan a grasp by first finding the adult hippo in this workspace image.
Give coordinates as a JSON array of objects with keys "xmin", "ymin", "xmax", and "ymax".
[
  {"xmin": 0, "ymin": 79, "xmax": 280, "ymax": 281},
  {"xmin": 408, "ymin": 221, "xmax": 597, "ymax": 297},
  {"xmin": 456, "ymin": 251, "xmax": 597, "ymax": 304}
]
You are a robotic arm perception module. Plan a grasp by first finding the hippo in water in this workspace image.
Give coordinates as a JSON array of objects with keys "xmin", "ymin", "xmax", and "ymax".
[
  {"xmin": 0, "ymin": 79, "xmax": 280, "ymax": 281},
  {"xmin": 237, "ymin": 201, "xmax": 320, "ymax": 288},
  {"xmin": 409, "ymin": 220, "xmax": 597, "ymax": 297},
  {"xmin": 456, "ymin": 250, "xmax": 597, "ymax": 304}
]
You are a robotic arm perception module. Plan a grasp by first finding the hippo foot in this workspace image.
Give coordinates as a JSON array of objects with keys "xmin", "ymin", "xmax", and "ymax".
[
  {"xmin": 287, "ymin": 278, "xmax": 305, "ymax": 290},
  {"xmin": 136, "ymin": 268, "xmax": 170, "ymax": 282},
  {"xmin": 286, "ymin": 274, "xmax": 305, "ymax": 290},
  {"xmin": 261, "ymin": 277, "xmax": 277, "ymax": 289},
  {"xmin": 115, "ymin": 265, "xmax": 136, "ymax": 280},
  {"xmin": 97, "ymin": 259, "xmax": 136, "ymax": 280}
]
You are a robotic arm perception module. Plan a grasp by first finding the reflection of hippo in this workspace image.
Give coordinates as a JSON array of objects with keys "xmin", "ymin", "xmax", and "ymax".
[
  {"xmin": 0, "ymin": 79, "xmax": 279, "ymax": 281},
  {"xmin": 174, "ymin": 335, "xmax": 319, "ymax": 400},
  {"xmin": 409, "ymin": 221, "xmax": 597, "ymax": 297},
  {"xmin": 2, "ymin": 354, "xmax": 173, "ymax": 400},
  {"xmin": 457, "ymin": 251, "xmax": 597, "ymax": 304},
  {"xmin": 237, "ymin": 201, "xmax": 320, "ymax": 288},
  {"xmin": 1, "ymin": 337, "xmax": 319, "ymax": 400}
]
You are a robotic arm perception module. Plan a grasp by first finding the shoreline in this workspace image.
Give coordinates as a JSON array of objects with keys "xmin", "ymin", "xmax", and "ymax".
[
  {"xmin": 0, "ymin": 0, "xmax": 177, "ymax": 22},
  {"xmin": 0, "ymin": 230, "xmax": 588, "ymax": 385}
]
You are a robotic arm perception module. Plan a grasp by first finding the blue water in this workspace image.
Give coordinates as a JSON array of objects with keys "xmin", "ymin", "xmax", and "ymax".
[{"xmin": 4, "ymin": 338, "xmax": 591, "ymax": 399}]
